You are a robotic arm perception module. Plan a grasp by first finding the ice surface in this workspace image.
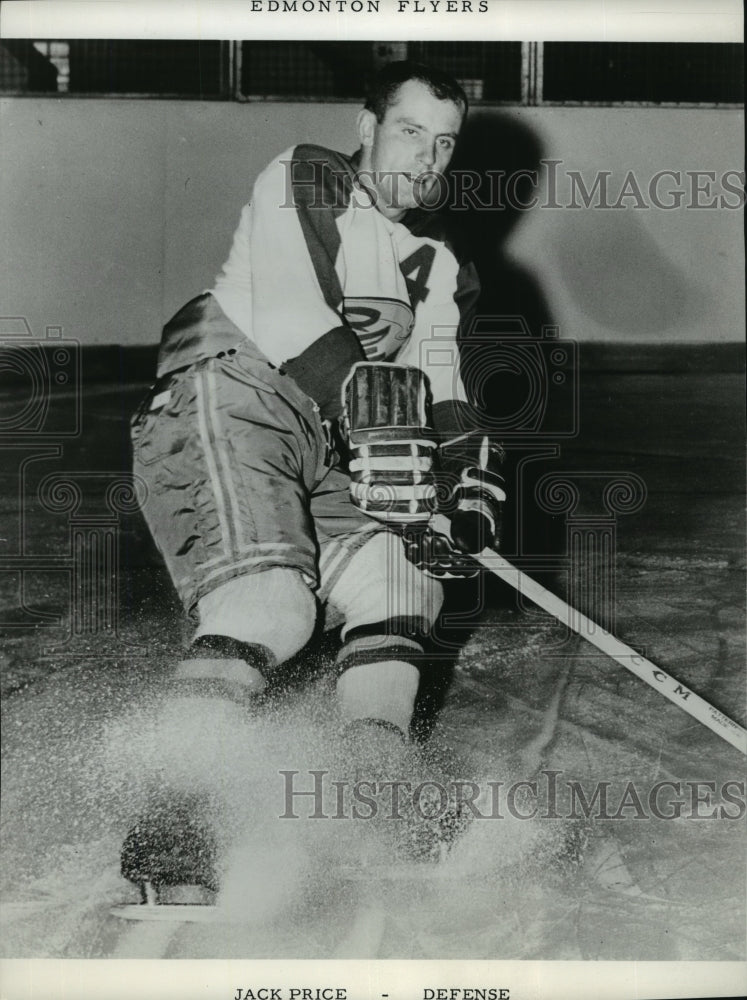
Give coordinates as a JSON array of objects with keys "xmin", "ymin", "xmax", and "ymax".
[{"xmin": 1, "ymin": 627, "xmax": 744, "ymax": 959}]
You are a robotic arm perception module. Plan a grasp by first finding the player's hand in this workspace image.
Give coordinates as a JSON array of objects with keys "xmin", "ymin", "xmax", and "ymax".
[
  {"xmin": 450, "ymin": 462, "xmax": 506, "ymax": 553},
  {"xmin": 400, "ymin": 524, "xmax": 481, "ymax": 579},
  {"xmin": 440, "ymin": 435, "xmax": 506, "ymax": 554},
  {"xmin": 341, "ymin": 362, "xmax": 438, "ymax": 523}
]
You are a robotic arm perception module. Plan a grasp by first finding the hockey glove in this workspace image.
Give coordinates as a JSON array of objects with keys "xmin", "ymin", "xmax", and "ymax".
[
  {"xmin": 402, "ymin": 434, "xmax": 506, "ymax": 579},
  {"xmin": 446, "ymin": 435, "xmax": 507, "ymax": 554},
  {"xmin": 341, "ymin": 362, "xmax": 437, "ymax": 523},
  {"xmin": 400, "ymin": 524, "xmax": 482, "ymax": 579}
]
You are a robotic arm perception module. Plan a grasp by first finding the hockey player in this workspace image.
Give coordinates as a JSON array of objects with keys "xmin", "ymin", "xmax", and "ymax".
[{"xmin": 123, "ymin": 61, "xmax": 506, "ymax": 897}]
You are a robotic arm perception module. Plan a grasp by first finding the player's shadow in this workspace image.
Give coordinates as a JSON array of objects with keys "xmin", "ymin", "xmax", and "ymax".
[
  {"xmin": 411, "ymin": 114, "xmax": 568, "ymax": 743},
  {"xmin": 447, "ymin": 110, "xmax": 565, "ymax": 565},
  {"xmin": 447, "ymin": 110, "xmax": 553, "ymax": 337}
]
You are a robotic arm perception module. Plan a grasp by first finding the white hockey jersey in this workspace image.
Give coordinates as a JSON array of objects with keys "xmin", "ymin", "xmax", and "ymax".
[{"xmin": 158, "ymin": 144, "xmax": 479, "ymax": 419}]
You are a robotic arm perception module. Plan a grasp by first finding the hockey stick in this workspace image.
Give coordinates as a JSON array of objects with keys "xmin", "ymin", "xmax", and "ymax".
[{"xmin": 431, "ymin": 514, "xmax": 747, "ymax": 755}]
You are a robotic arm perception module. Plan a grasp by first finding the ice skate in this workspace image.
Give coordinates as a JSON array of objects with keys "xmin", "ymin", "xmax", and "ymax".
[
  {"xmin": 115, "ymin": 793, "xmax": 221, "ymax": 921},
  {"xmin": 340, "ymin": 718, "xmax": 474, "ymax": 874},
  {"xmin": 111, "ymin": 634, "xmax": 277, "ymax": 924}
]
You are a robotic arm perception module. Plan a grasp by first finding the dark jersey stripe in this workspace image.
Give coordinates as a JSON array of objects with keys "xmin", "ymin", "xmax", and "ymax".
[{"xmin": 290, "ymin": 144, "xmax": 356, "ymax": 315}]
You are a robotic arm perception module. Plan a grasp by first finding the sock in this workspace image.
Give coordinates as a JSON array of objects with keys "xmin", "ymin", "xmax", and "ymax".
[{"xmin": 336, "ymin": 659, "xmax": 420, "ymax": 737}]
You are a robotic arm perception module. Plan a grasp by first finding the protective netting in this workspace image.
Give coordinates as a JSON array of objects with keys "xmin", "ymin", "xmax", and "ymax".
[
  {"xmin": 1, "ymin": 40, "xmax": 741, "ymax": 105},
  {"xmin": 543, "ymin": 42, "xmax": 744, "ymax": 105}
]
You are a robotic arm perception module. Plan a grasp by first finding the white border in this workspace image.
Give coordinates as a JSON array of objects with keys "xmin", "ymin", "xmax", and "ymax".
[
  {"xmin": 1, "ymin": 958, "xmax": 747, "ymax": 999},
  {"xmin": 0, "ymin": 2, "xmax": 744, "ymax": 1000},
  {"xmin": 0, "ymin": 0, "xmax": 743, "ymax": 42}
]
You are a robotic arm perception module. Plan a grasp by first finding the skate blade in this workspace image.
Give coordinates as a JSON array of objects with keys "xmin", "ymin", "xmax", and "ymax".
[{"xmin": 111, "ymin": 903, "xmax": 234, "ymax": 924}]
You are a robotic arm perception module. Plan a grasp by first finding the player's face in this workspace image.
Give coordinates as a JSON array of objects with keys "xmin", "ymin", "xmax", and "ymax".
[{"xmin": 357, "ymin": 79, "xmax": 464, "ymax": 220}]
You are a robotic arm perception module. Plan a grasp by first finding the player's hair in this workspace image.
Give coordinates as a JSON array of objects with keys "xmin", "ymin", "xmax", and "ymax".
[{"xmin": 364, "ymin": 60, "xmax": 469, "ymax": 123}]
